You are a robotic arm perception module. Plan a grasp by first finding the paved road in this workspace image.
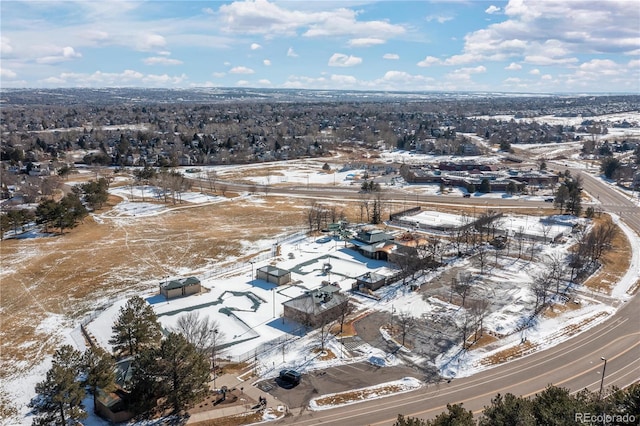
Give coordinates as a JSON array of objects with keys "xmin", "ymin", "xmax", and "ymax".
[{"xmin": 191, "ymin": 171, "xmax": 639, "ymax": 425}]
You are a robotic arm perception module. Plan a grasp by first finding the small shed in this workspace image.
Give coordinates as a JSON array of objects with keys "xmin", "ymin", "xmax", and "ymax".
[
  {"xmin": 160, "ymin": 276, "xmax": 201, "ymax": 300},
  {"xmin": 353, "ymin": 272, "xmax": 387, "ymax": 291},
  {"xmin": 256, "ymin": 266, "xmax": 292, "ymax": 286}
]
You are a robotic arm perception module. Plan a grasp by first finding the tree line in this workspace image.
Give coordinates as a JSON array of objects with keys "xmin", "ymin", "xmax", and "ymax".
[{"xmin": 394, "ymin": 383, "xmax": 639, "ymax": 426}]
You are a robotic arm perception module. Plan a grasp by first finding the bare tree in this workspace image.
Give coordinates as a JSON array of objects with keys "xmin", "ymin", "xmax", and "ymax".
[
  {"xmin": 453, "ymin": 271, "xmax": 473, "ymax": 307},
  {"xmin": 468, "ymin": 299, "xmax": 490, "ymax": 342},
  {"xmin": 219, "ymin": 183, "xmax": 228, "ymax": 196},
  {"xmin": 545, "ymin": 253, "xmax": 566, "ymax": 295},
  {"xmin": 397, "ymin": 312, "xmax": 415, "ymax": 347},
  {"xmin": 337, "ymin": 301, "xmax": 355, "ymax": 335},
  {"xmin": 540, "ymin": 220, "xmax": 553, "ymax": 243},
  {"xmin": 171, "ymin": 311, "xmax": 224, "ymax": 355},
  {"xmin": 532, "ymin": 272, "xmax": 553, "ymax": 314},
  {"xmin": 205, "ymin": 169, "xmax": 217, "ymax": 193},
  {"xmin": 476, "ymin": 244, "xmax": 489, "ymax": 275},
  {"xmin": 317, "ymin": 318, "xmax": 332, "ymax": 351}
]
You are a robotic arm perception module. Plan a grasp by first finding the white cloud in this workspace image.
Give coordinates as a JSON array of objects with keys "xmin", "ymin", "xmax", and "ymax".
[
  {"xmin": 1, "ymin": 36, "xmax": 14, "ymax": 55},
  {"xmin": 257, "ymin": 79, "xmax": 271, "ymax": 85},
  {"xmin": 212, "ymin": 72, "xmax": 226, "ymax": 78},
  {"xmin": 541, "ymin": 74, "xmax": 553, "ymax": 80},
  {"xmin": 263, "ymin": 59, "xmax": 272, "ymax": 66},
  {"xmin": 328, "ymin": 53, "xmax": 362, "ymax": 67},
  {"xmin": 251, "ymin": 43, "xmax": 262, "ymax": 50},
  {"xmin": 330, "ymin": 74, "xmax": 358, "ymax": 85},
  {"xmin": 529, "ymin": 68, "xmax": 540, "ymax": 75},
  {"xmin": 38, "ymin": 69, "xmax": 187, "ymax": 87},
  {"xmin": 383, "ymin": 53, "xmax": 399, "ymax": 60},
  {"xmin": 143, "ymin": 56, "xmax": 183, "ymax": 66},
  {"xmin": 1, "ymin": 67, "xmax": 17, "ymax": 79},
  {"xmin": 628, "ymin": 59, "xmax": 640, "ymax": 69},
  {"xmin": 236, "ymin": 80, "xmax": 250, "ymax": 86},
  {"xmin": 229, "ymin": 66, "xmax": 255, "ymax": 74},
  {"xmin": 136, "ymin": 33, "xmax": 166, "ymax": 51},
  {"xmin": 417, "ymin": 56, "xmax": 441, "ymax": 67},
  {"xmin": 505, "ymin": 62, "xmax": 522, "ymax": 70},
  {"xmin": 485, "ymin": 5, "xmax": 501, "ymax": 14},
  {"xmin": 447, "ymin": 65, "xmax": 487, "ymax": 82},
  {"xmin": 217, "ymin": 0, "xmax": 406, "ymax": 40},
  {"xmin": 347, "ymin": 38, "xmax": 385, "ymax": 47},
  {"xmin": 523, "ymin": 55, "xmax": 578, "ymax": 66},
  {"xmin": 425, "ymin": 14, "xmax": 453, "ymax": 24},
  {"xmin": 449, "ymin": 0, "xmax": 640, "ymax": 67},
  {"xmin": 287, "ymin": 47, "xmax": 298, "ymax": 57},
  {"xmin": 36, "ymin": 46, "xmax": 82, "ymax": 64}
]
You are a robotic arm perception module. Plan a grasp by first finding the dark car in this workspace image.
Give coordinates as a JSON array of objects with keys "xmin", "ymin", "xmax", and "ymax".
[
  {"xmin": 544, "ymin": 197, "xmax": 554, "ymax": 202},
  {"xmin": 463, "ymin": 193, "xmax": 471, "ymax": 198},
  {"xmin": 279, "ymin": 369, "xmax": 301, "ymax": 385}
]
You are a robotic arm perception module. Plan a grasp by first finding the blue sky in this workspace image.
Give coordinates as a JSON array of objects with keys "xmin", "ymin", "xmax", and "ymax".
[{"xmin": 1, "ymin": 0, "xmax": 639, "ymax": 93}]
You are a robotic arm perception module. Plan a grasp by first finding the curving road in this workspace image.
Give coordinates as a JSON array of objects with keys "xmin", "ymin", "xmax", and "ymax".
[{"xmin": 192, "ymin": 171, "xmax": 640, "ymax": 425}]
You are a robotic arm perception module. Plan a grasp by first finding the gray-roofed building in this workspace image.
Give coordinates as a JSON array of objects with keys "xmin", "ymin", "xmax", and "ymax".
[
  {"xmin": 159, "ymin": 276, "xmax": 201, "ymax": 299},
  {"xmin": 283, "ymin": 287, "xmax": 348, "ymax": 328},
  {"xmin": 256, "ymin": 265, "xmax": 292, "ymax": 286},
  {"xmin": 95, "ymin": 357, "xmax": 135, "ymax": 423},
  {"xmin": 353, "ymin": 272, "xmax": 387, "ymax": 291}
]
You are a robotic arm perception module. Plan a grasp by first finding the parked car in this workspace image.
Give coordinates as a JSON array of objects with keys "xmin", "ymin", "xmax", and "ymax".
[
  {"xmin": 544, "ymin": 197, "xmax": 554, "ymax": 202},
  {"xmin": 279, "ymin": 369, "xmax": 302, "ymax": 385},
  {"xmin": 463, "ymin": 193, "xmax": 471, "ymax": 198}
]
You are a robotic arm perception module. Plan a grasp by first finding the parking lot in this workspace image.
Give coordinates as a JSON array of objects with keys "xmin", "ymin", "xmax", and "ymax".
[{"xmin": 257, "ymin": 362, "xmax": 418, "ymax": 409}]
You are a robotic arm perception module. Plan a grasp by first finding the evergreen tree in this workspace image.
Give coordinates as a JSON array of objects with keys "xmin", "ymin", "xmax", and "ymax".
[
  {"xmin": 564, "ymin": 176, "xmax": 583, "ymax": 217},
  {"xmin": 600, "ymin": 157, "xmax": 622, "ymax": 179},
  {"xmin": 130, "ymin": 333, "xmax": 209, "ymax": 415},
  {"xmin": 427, "ymin": 403, "xmax": 475, "ymax": 426},
  {"xmin": 531, "ymin": 385, "xmax": 590, "ymax": 425},
  {"xmin": 393, "ymin": 414, "xmax": 428, "ymax": 426},
  {"xmin": 479, "ymin": 393, "xmax": 535, "ymax": 426},
  {"xmin": 29, "ymin": 345, "xmax": 86, "ymax": 426},
  {"xmin": 606, "ymin": 384, "xmax": 640, "ymax": 418},
  {"xmin": 109, "ymin": 296, "xmax": 162, "ymax": 357},
  {"xmin": 553, "ymin": 184, "xmax": 570, "ymax": 212},
  {"xmin": 82, "ymin": 346, "xmax": 116, "ymax": 411},
  {"xmin": 129, "ymin": 348, "xmax": 161, "ymax": 415},
  {"xmin": 155, "ymin": 332, "xmax": 210, "ymax": 413},
  {"xmin": 478, "ymin": 179, "xmax": 491, "ymax": 193},
  {"xmin": 77, "ymin": 178, "xmax": 109, "ymax": 210}
]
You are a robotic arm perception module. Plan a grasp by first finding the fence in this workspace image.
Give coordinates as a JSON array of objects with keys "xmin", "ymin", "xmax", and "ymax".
[
  {"xmin": 230, "ymin": 325, "xmax": 307, "ymax": 365},
  {"xmin": 200, "ymin": 229, "xmax": 309, "ymax": 281}
]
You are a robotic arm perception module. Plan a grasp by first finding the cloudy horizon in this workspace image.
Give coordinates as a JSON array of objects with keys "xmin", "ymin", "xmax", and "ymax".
[{"xmin": 1, "ymin": 0, "xmax": 639, "ymax": 93}]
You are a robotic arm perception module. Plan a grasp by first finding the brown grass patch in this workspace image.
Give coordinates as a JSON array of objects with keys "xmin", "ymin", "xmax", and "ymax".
[
  {"xmin": 0, "ymin": 196, "xmax": 325, "ymax": 374},
  {"xmin": 481, "ymin": 341, "xmax": 537, "ymax": 366},
  {"xmin": 189, "ymin": 411, "xmax": 265, "ymax": 426},
  {"xmin": 312, "ymin": 382, "xmax": 416, "ymax": 408},
  {"xmin": 312, "ymin": 348, "xmax": 337, "ymax": 361},
  {"xmin": 554, "ymin": 311, "xmax": 609, "ymax": 338},
  {"xmin": 467, "ymin": 332, "xmax": 498, "ymax": 349},
  {"xmin": 582, "ymin": 216, "xmax": 631, "ymax": 294}
]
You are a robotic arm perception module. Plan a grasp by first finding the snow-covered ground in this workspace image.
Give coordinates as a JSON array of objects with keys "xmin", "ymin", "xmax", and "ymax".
[{"xmin": 4, "ymin": 131, "xmax": 639, "ymax": 424}]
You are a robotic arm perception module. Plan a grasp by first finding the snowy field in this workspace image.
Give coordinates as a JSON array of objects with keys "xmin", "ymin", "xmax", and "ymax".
[{"xmin": 3, "ymin": 130, "xmax": 640, "ymax": 424}]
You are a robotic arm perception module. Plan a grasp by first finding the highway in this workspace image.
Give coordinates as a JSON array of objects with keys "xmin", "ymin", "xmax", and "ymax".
[{"xmin": 193, "ymin": 171, "xmax": 639, "ymax": 425}]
